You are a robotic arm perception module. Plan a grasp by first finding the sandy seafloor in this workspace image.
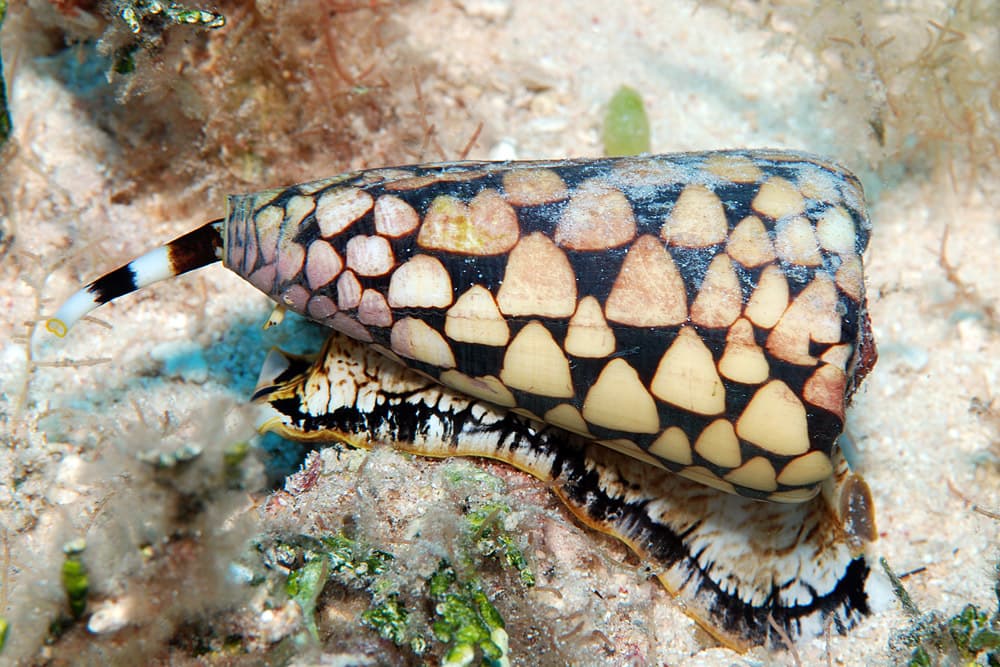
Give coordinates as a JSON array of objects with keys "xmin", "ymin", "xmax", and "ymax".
[{"xmin": 1, "ymin": 1, "xmax": 998, "ymax": 665}]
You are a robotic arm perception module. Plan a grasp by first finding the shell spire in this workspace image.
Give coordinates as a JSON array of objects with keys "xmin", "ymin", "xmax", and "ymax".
[{"xmin": 46, "ymin": 219, "xmax": 224, "ymax": 337}]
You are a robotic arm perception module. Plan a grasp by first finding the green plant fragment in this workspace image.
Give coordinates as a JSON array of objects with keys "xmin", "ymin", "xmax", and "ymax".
[
  {"xmin": 907, "ymin": 646, "xmax": 931, "ymax": 667},
  {"xmin": 286, "ymin": 555, "xmax": 328, "ymax": 641},
  {"xmin": 603, "ymin": 85, "xmax": 651, "ymax": 157},
  {"xmin": 61, "ymin": 539, "xmax": 89, "ymax": 619},
  {"xmin": 429, "ymin": 562, "xmax": 507, "ymax": 666},
  {"xmin": 443, "ymin": 463, "xmax": 505, "ymax": 493},
  {"xmin": 881, "ymin": 557, "xmax": 920, "ymax": 616},
  {"xmin": 465, "ymin": 502, "xmax": 534, "ymax": 587},
  {"xmin": 319, "ymin": 533, "xmax": 393, "ymax": 580},
  {"xmin": 948, "ymin": 604, "xmax": 1000, "ymax": 659}
]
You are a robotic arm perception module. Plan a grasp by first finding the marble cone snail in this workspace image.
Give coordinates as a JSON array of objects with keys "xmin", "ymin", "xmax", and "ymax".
[{"xmin": 49, "ymin": 150, "xmax": 884, "ymax": 649}]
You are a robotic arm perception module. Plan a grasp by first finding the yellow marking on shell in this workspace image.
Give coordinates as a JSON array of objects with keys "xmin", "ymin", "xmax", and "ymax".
[
  {"xmin": 251, "ymin": 188, "xmax": 285, "ymax": 211},
  {"xmin": 445, "ymin": 285, "xmax": 510, "ymax": 347},
  {"xmin": 737, "ymin": 380, "xmax": 810, "ymax": 456},
  {"xmin": 694, "ymin": 419, "xmax": 742, "ymax": 468},
  {"xmin": 297, "ymin": 175, "xmax": 351, "ymax": 195},
  {"xmin": 610, "ymin": 157, "xmax": 685, "ymax": 187},
  {"xmin": 605, "ymin": 235, "xmax": 687, "ymax": 327},
  {"xmin": 501, "ymin": 168, "xmax": 569, "ymax": 206},
  {"xmin": 248, "ymin": 264, "xmax": 276, "ymax": 293},
  {"xmin": 497, "ymin": 233, "xmax": 577, "ymax": 318},
  {"xmin": 390, "ymin": 317, "xmax": 456, "ymax": 368},
  {"xmin": 316, "ymin": 187, "xmax": 374, "ymax": 237},
  {"xmin": 796, "ymin": 164, "xmax": 841, "ymax": 201},
  {"xmin": 565, "ymin": 296, "xmax": 615, "ymax": 358},
  {"xmin": 439, "ymin": 370, "xmax": 517, "ymax": 407},
  {"xmin": 351, "ymin": 169, "xmax": 401, "ymax": 186},
  {"xmin": 724, "ymin": 456, "xmax": 777, "ymax": 492},
  {"xmin": 336, "ymin": 270, "xmax": 362, "ymax": 310},
  {"xmin": 306, "ymin": 295, "xmax": 337, "ymax": 321},
  {"xmin": 718, "ymin": 318, "xmax": 769, "ymax": 385},
  {"xmin": 751, "ymin": 176, "xmax": 805, "ymax": 219},
  {"xmin": 365, "ymin": 168, "xmax": 429, "ymax": 184},
  {"xmin": 582, "ymin": 359, "xmax": 660, "ymax": 434},
  {"xmin": 544, "ymin": 404, "xmax": 592, "ymax": 437},
  {"xmin": 816, "ymin": 206, "xmax": 857, "ymax": 256},
  {"xmin": 649, "ymin": 426, "xmax": 693, "ymax": 465},
  {"xmin": 374, "ymin": 195, "xmax": 420, "ymax": 238},
  {"xmin": 417, "ymin": 191, "xmax": 519, "ymax": 255},
  {"xmin": 777, "ymin": 450, "xmax": 834, "ymax": 487},
  {"xmin": 596, "ymin": 438, "xmax": 667, "ymax": 470},
  {"xmin": 744, "ymin": 264, "xmax": 789, "ymax": 329},
  {"xmin": 775, "ymin": 216, "xmax": 822, "ymax": 266},
  {"xmin": 678, "ymin": 466, "xmax": 737, "ymax": 495},
  {"xmin": 691, "ymin": 254, "xmax": 742, "ymax": 329},
  {"xmin": 500, "ymin": 321, "xmax": 573, "ymax": 398},
  {"xmin": 821, "ymin": 343, "xmax": 853, "ymax": 370},
  {"xmin": 768, "ymin": 487, "xmax": 820, "ymax": 503},
  {"xmin": 651, "ymin": 326, "xmax": 726, "ymax": 416},
  {"xmin": 803, "ymin": 363, "xmax": 847, "ymax": 419},
  {"xmin": 277, "ymin": 241, "xmax": 306, "ymax": 283},
  {"xmin": 766, "ymin": 274, "xmax": 840, "ymax": 366},
  {"xmin": 358, "ymin": 289, "xmax": 393, "ymax": 327},
  {"xmin": 726, "ymin": 215, "xmax": 776, "ymax": 268},
  {"xmin": 470, "ymin": 188, "xmax": 521, "ymax": 250},
  {"xmin": 305, "ymin": 240, "xmax": 343, "ymax": 290},
  {"xmin": 555, "ymin": 178, "xmax": 637, "ymax": 250},
  {"xmin": 661, "ymin": 184, "xmax": 728, "ymax": 247},
  {"xmin": 388, "ymin": 255, "xmax": 454, "ymax": 309},
  {"xmin": 836, "ymin": 254, "xmax": 864, "ymax": 301},
  {"xmin": 330, "ymin": 312, "xmax": 372, "ymax": 342},
  {"xmin": 345, "ymin": 235, "xmax": 395, "ymax": 277},
  {"xmin": 254, "ymin": 205, "xmax": 282, "ymax": 264},
  {"xmin": 703, "ymin": 154, "xmax": 764, "ymax": 183},
  {"xmin": 243, "ymin": 229, "xmax": 259, "ymax": 277},
  {"xmin": 383, "ymin": 174, "xmax": 446, "ymax": 191},
  {"xmin": 285, "ymin": 194, "xmax": 316, "ymax": 229}
]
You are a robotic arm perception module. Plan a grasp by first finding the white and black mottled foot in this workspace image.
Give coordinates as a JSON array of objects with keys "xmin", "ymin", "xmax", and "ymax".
[{"xmin": 252, "ymin": 332, "xmax": 890, "ymax": 650}]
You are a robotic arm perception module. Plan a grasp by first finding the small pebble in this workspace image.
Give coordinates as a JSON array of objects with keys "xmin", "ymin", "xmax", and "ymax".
[{"xmin": 87, "ymin": 598, "xmax": 132, "ymax": 635}]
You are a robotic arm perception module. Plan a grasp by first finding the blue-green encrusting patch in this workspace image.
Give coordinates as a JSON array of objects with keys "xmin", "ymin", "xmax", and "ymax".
[
  {"xmin": 0, "ymin": 0, "xmax": 11, "ymax": 147},
  {"xmin": 603, "ymin": 85, "xmax": 651, "ymax": 157}
]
